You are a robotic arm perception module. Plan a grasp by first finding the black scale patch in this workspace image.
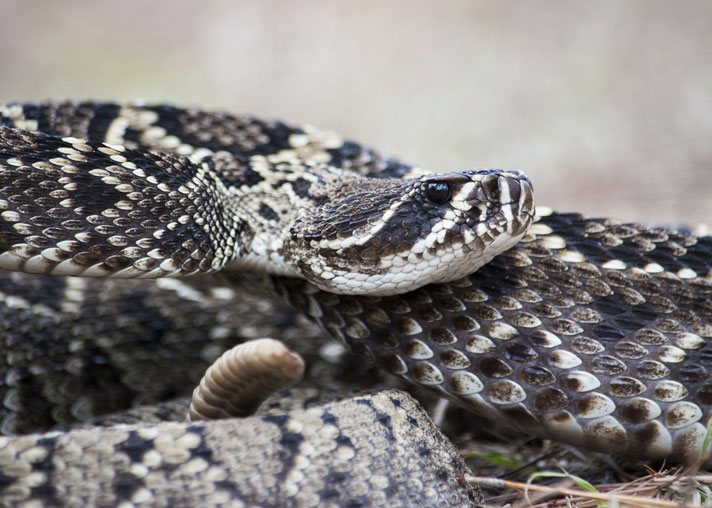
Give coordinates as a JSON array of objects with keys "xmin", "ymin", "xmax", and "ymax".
[
  {"xmin": 145, "ymin": 105, "xmax": 303, "ymax": 156},
  {"xmin": 185, "ymin": 425, "xmax": 214, "ymax": 459},
  {"xmin": 25, "ymin": 435, "xmax": 60, "ymax": 505},
  {"xmin": 326, "ymin": 141, "xmax": 413, "ymax": 179},
  {"xmin": 222, "ymin": 164, "xmax": 265, "ymax": 188},
  {"xmin": 258, "ymin": 203, "xmax": 280, "ymax": 222},
  {"xmin": 258, "ymin": 414, "xmax": 307, "ymax": 483},
  {"xmin": 0, "ymin": 273, "xmax": 67, "ymax": 310},
  {"xmin": 85, "ymin": 103, "xmax": 122, "ymax": 140},
  {"xmin": 117, "ymin": 430, "xmax": 154, "ymax": 463}
]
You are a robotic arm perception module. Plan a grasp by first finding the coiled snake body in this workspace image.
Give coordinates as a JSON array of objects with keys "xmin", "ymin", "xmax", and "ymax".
[{"xmin": 0, "ymin": 102, "xmax": 711, "ymax": 506}]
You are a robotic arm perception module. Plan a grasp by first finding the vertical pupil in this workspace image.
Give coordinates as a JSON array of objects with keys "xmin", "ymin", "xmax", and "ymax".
[{"xmin": 425, "ymin": 182, "xmax": 451, "ymax": 204}]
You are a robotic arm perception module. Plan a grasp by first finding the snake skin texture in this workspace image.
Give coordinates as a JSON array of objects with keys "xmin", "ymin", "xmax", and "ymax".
[
  {"xmin": 0, "ymin": 272, "xmax": 481, "ymax": 506},
  {"xmin": 0, "ymin": 104, "xmax": 533, "ymax": 296},
  {"xmin": 274, "ymin": 212, "xmax": 712, "ymax": 464},
  {"xmin": 0, "ymin": 390, "xmax": 481, "ymax": 507},
  {"xmin": 0, "ymin": 101, "xmax": 712, "ymax": 505}
]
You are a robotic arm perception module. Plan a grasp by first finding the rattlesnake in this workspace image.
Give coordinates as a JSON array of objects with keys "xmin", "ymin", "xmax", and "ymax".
[{"xmin": 1, "ymin": 101, "xmax": 711, "ymax": 507}]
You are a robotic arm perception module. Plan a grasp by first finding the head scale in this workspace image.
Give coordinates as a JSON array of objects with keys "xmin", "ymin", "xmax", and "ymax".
[{"xmin": 287, "ymin": 169, "xmax": 535, "ymax": 295}]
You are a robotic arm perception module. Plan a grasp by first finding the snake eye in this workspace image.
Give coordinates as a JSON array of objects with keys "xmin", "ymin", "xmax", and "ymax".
[{"xmin": 424, "ymin": 181, "xmax": 452, "ymax": 204}]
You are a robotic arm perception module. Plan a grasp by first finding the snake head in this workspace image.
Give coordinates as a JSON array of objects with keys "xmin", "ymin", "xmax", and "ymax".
[{"xmin": 287, "ymin": 169, "xmax": 535, "ymax": 295}]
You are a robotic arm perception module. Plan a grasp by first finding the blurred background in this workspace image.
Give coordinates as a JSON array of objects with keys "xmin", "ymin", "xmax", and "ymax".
[{"xmin": 1, "ymin": 0, "xmax": 710, "ymax": 226}]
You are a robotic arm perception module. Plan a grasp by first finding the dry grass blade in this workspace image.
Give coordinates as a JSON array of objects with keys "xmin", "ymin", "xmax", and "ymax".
[{"xmin": 460, "ymin": 471, "xmax": 712, "ymax": 508}]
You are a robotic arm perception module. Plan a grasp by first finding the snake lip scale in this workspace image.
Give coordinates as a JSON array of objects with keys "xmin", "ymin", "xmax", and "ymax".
[{"xmin": 0, "ymin": 101, "xmax": 711, "ymax": 503}]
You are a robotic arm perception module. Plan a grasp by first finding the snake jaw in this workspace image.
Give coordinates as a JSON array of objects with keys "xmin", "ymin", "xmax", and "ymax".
[{"xmin": 287, "ymin": 169, "xmax": 535, "ymax": 296}]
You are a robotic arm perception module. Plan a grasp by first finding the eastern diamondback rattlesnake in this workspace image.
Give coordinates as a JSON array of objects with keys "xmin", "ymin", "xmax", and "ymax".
[{"xmin": 1, "ymin": 101, "xmax": 711, "ymax": 507}]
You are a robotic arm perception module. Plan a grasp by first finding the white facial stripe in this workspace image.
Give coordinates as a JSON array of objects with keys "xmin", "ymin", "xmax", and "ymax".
[
  {"xmin": 502, "ymin": 203, "xmax": 514, "ymax": 228},
  {"xmin": 497, "ymin": 176, "xmax": 510, "ymax": 204},
  {"xmin": 450, "ymin": 182, "xmax": 476, "ymax": 211}
]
